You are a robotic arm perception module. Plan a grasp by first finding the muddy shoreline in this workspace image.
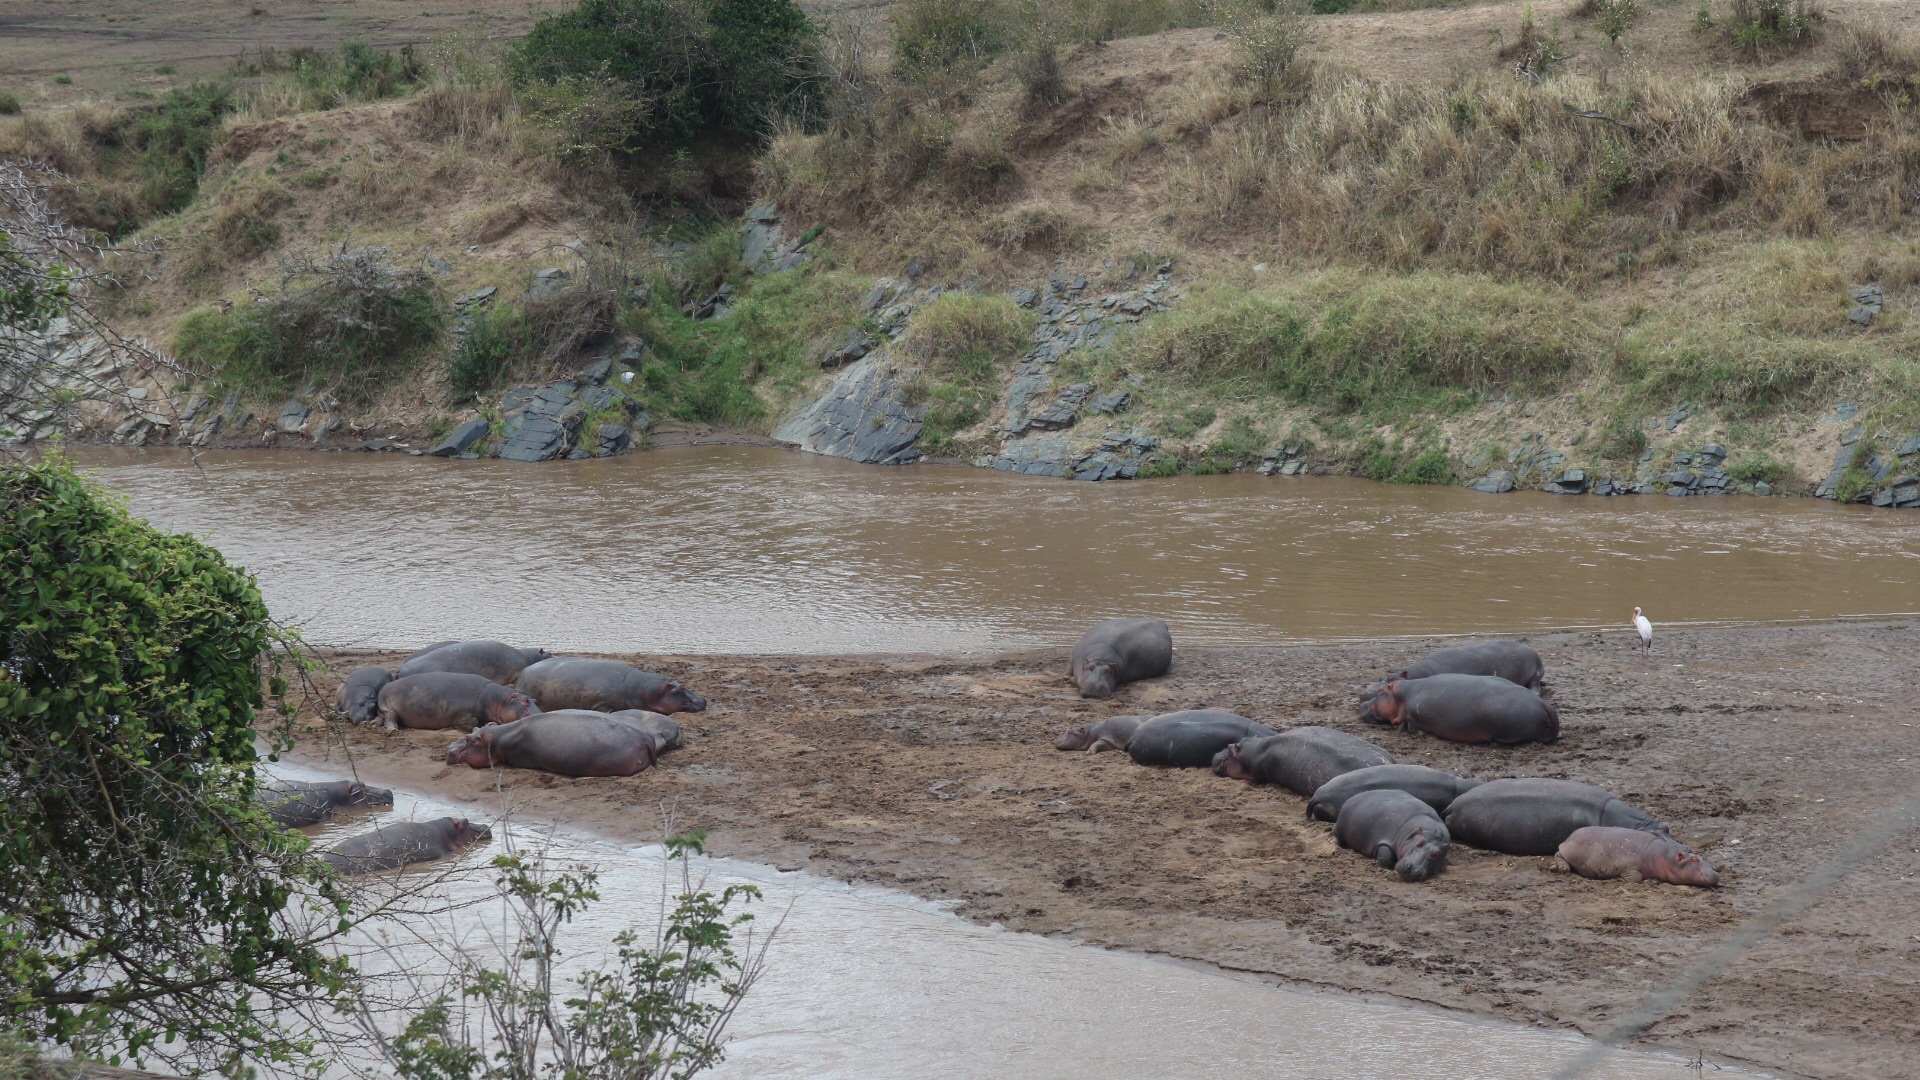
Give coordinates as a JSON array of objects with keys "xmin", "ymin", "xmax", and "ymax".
[{"xmin": 287, "ymin": 622, "xmax": 1920, "ymax": 1080}]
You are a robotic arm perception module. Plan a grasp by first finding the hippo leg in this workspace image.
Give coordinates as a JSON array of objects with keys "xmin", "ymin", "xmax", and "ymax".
[
  {"xmin": 378, "ymin": 707, "xmax": 399, "ymax": 731},
  {"xmin": 1375, "ymin": 844, "xmax": 1396, "ymax": 869}
]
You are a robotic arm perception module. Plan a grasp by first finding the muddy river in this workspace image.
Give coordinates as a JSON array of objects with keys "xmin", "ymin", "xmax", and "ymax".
[
  {"xmin": 72, "ymin": 445, "xmax": 1920, "ymax": 654},
  {"xmin": 282, "ymin": 764, "xmax": 1757, "ymax": 1080}
]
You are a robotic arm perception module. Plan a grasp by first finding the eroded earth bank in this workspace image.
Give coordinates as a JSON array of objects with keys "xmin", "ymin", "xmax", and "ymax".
[{"xmin": 290, "ymin": 622, "xmax": 1920, "ymax": 1080}]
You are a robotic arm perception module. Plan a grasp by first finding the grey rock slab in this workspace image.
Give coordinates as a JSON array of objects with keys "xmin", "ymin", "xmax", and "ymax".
[
  {"xmin": 456, "ymin": 286, "xmax": 497, "ymax": 308},
  {"xmin": 1470, "ymin": 471, "xmax": 1516, "ymax": 494},
  {"xmin": 1898, "ymin": 435, "xmax": 1920, "ymax": 458},
  {"xmin": 1841, "ymin": 425, "xmax": 1864, "ymax": 446},
  {"xmin": 1753, "ymin": 481, "xmax": 1773, "ymax": 497},
  {"xmin": 276, "ymin": 399, "xmax": 310, "ymax": 433},
  {"xmin": 581, "ymin": 357, "xmax": 614, "ymax": 385},
  {"xmin": 1085, "ymin": 390, "xmax": 1132, "ymax": 415},
  {"xmin": 430, "ymin": 419, "xmax": 492, "ymax": 457},
  {"xmin": 770, "ymin": 356, "xmax": 923, "ymax": 466},
  {"xmin": 527, "ymin": 268, "xmax": 570, "ymax": 300}
]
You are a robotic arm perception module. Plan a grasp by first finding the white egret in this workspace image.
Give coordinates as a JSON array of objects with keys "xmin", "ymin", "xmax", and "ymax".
[{"xmin": 1633, "ymin": 607, "xmax": 1653, "ymax": 657}]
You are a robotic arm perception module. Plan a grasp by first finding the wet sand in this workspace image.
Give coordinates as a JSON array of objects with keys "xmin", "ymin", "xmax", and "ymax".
[{"xmin": 289, "ymin": 621, "xmax": 1920, "ymax": 1080}]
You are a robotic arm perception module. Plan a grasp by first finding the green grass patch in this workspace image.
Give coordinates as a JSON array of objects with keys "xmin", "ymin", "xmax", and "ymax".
[
  {"xmin": 1729, "ymin": 450, "xmax": 1790, "ymax": 486},
  {"xmin": 0, "ymin": 92, "xmax": 20, "ymax": 115},
  {"xmin": 1593, "ymin": 410, "xmax": 1649, "ymax": 461}
]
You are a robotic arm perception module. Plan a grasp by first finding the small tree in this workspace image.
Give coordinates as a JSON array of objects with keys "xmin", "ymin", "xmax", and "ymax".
[{"xmin": 0, "ymin": 456, "xmax": 350, "ymax": 1071}]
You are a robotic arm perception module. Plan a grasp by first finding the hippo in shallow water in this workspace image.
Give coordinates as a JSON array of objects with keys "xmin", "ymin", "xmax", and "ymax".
[
  {"xmin": 1334, "ymin": 789, "xmax": 1451, "ymax": 882},
  {"xmin": 396, "ymin": 640, "xmax": 554, "ymax": 685},
  {"xmin": 1365, "ymin": 641, "xmax": 1545, "ymax": 700},
  {"xmin": 446, "ymin": 711, "xmax": 661, "ymax": 777},
  {"xmin": 1124, "ymin": 710, "xmax": 1275, "ymax": 768},
  {"xmin": 1307, "ymin": 764, "xmax": 1483, "ymax": 823},
  {"xmin": 257, "ymin": 778, "xmax": 394, "ymax": 828},
  {"xmin": 607, "ymin": 709, "xmax": 683, "ymax": 755},
  {"xmin": 1069, "ymin": 617, "xmax": 1173, "ymax": 698},
  {"xmin": 1054, "ymin": 715, "xmax": 1149, "ymax": 753},
  {"xmin": 1210, "ymin": 727, "xmax": 1394, "ymax": 796},
  {"xmin": 1556, "ymin": 826, "xmax": 1719, "ymax": 887},
  {"xmin": 1445, "ymin": 778, "xmax": 1673, "ymax": 856},
  {"xmin": 338, "ymin": 666, "xmax": 393, "ymax": 725},
  {"xmin": 518, "ymin": 658, "xmax": 708, "ymax": 715},
  {"xmin": 376, "ymin": 672, "xmax": 537, "ymax": 731},
  {"xmin": 1361, "ymin": 674, "xmax": 1559, "ymax": 745},
  {"xmin": 320, "ymin": 817, "xmax": 492, "ymax": 875}
]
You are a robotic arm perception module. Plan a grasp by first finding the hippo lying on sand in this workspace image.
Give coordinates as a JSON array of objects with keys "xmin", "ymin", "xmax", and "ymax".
[
  {"xmin": 377, "ymin": 672, "xmax": 537, "ymax": 731},
  {"xmin": 1054, "ymin": 715, "xmax": 1148, "ymax": 752},
  {"xmin": 338, "ymin": 666, "xmax": 393, "ymax": 725},
  {"xmin": 1368, "ymin": 641, "xmax": 1544, "ymax": 696},
  {"xmin": 1445, "ymin": 778, "xmax": 1673, "ymax": 856},
  {"xmin": 257, "ymin": 778, "xmax": 394, "ymax": 828},
  {"xmin": 1307, "ymin": 764, "xmax": 1482, "ymax": 823},
  {"xmin": 518, "ymin": 658, "xmax": 708, "ymax": 715},
  {"xmin": 321, "ymin": 817, "xmax": 491, "ymax": 875},
  {"xmin": 396, "ymin": 640, "xmax": 554, "ymax": 685},
  {"xmin": 1362, "ymin": 674, "xmax": 1559, "ymax": 745},
  {"xmin": 609, "ymin": 709, "xmax": 683, "ymax": 754},
  {"xmin": 1334, "ymin": 789, "xmax": 1451, "ymax": 882},
  {"xmin": 1557, "ymin": 826, "xmax": 1719, "ymax": 887},
  {"xmin": 1069, "ymin": 617, "xmax": 1173, "ymax": 698},
  {"xmin": 446, "ymin": 711, "xmax": 663, "ymax": 777},
  {"xmin": 1124, "ymin": 710, "xmax": 1275, "ymax": 768},
  {"xmin": 1211, "ymin": 727, "xmax": 1394, "ymax": 796}
]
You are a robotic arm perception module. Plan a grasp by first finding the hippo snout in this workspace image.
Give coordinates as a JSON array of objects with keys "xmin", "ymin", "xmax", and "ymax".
[{"xmin": 680, "ymin": 689, "xmax": 708, "ymax": 712}]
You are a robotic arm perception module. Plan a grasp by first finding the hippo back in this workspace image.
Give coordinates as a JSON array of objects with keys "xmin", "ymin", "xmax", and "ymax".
[
  {"xmin": 492, "ymin": 711, "xmax": 659, "ymax": 777},
  {"xmin": 397, "ymin": 640, "xmax": 531, "ymax": 684},
  {"xmin": 322, "ymin": 818, "xmax": 481, "ymax": 874},
  {"xmin": 1126, "ymin": 710, "xmax": 1275, "ymax": 768},
  {"xmin": 1255, "ymin": 726, "xmax": 1394, "ymax": 795},
  {"xmin": 1401, "ymin": 674, "xmax": 1558, "ymax": 745},
  {"xmin": 1445, "ymin": 778, "xmax": 1669, "ymax": 856},
  {"xmin": 519, "ymin": 658, "xmax": 649, "ymax": 712},
  {"xmin": 1400, "ymin": 641, "xmax": 1544, "ymax": 687},
  {"xmin": 1307, "ymin": 764, "xmax": 1481, "ymax": 822}
]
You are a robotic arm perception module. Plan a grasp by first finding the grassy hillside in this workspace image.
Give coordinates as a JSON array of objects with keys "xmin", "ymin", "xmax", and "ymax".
[{"xmin": 3, "ymin": 0, "xmax": 1918, "ymax": 490}]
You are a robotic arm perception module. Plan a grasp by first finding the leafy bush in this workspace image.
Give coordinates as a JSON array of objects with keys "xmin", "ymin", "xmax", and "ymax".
[
  {"xmin": 1729, "ymin": 450, "xmax": 1789, "ymax": 485},
  {"xmin": 0, "ymin": 91, "xmax": 20, "ymax": 115},
  {"xmin": 510, "ymin": 0, "xmax": 821, "ymax": 154},
  {"xmin": 448, "ymin": 279, "xmax": 618, "ymax": 399},
  {"xmin": 1594, "ymin": 411, "xmax": 1649, "ymax": 460},
  {"xmin": 130, "ymin": 81, "xmax": 234, "ymax": 215},
  {"xmin": 1392, "ymin": 447, "xmax": 1453, "ymax": 484},
  {"xmin": 1158, "ymin": 403, "xmax": 1217, "ymax": 439},
  {"xmin": 893, "ymin": 0, "xmax": 1019, "ymax": 73},
  {"xmin": 0, "ymin": 457, "xmax": 345, "ymax": 1069},
  {"xmin": 1726, "ymin": 0, "xmax": 1816, "ymax": 55},
  {"xmin": 1208, "ymin": 0, "xmax": 1312, "ymax": 88},
  {"xmin": 174, "ymin": 247, "xmax": 444, "ymax": 401},
  {"xmin": 897, "ymin": 293, "xmax": 1034, "ymax": 383}
]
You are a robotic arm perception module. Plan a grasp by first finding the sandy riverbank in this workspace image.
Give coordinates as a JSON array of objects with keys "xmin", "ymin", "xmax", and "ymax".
[{"xmin": 285, "ymin": 622, "xmax": 1920, "ymax": 1080}]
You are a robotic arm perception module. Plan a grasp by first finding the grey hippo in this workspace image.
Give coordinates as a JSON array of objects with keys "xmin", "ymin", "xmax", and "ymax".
[
  {"xmin": 376, "ymin": 672, "xmax": 537, "ymax": 731},
  {"xmin": 446, "ymin": 710, "xmax": 663, "ymax": 777},
  {"xmin": 1334, "ymin": 788, "xmax": 1451, "ymax": 882},
  {"xmin": 608, "ymin": 709, "xmax": 684, "ymax": 755},
  {"xmin": 1307, "ymin": 764, "xmax": 1483, "ymax": 823},
  {"xmin": 320, "ymin": 817, "xmax": 492, "ymax": 875},
  {"xmin": 395, "ymin": 640, "xmax": 555, "ymax": 685},
  {"xmin": 257, "ymin": 778, "xmax": 394, "ymax": 828},
  {"xmin": 1123, "ymin": 710, "xmax": 1275, "ymax": 768},
  {"xmin": 1069, "ymin": 617, "xmax": 1173, "ymax": 699},
  {"xmin": 1369, "ymin": 640, "xmax": 1544, "ymax": 695},
  {"xmin": 1445, "ymin": 778, "xmax": 1673, "ymax": 856},
  {"xmin": 518, "ymin": 658, "xmax": 708, "ymax": 715},
  {"xmin": 1362, "ymin": 673, "xmax": 1559, "ymax": 745},
  {"xmin": 1210, "ymin": 727, "xmax": 1394, "ymax": 796},
  {"xmin": 1053, "ymin": 715, "xmax": 1149, "ymax": 753},
  {"xmin": 1556, "ymin": 826, "xmax": 1719, "ymax": 887},
  {"xmin": 337, "ymin": 665, "xmax": 393, "ymax": 725}
]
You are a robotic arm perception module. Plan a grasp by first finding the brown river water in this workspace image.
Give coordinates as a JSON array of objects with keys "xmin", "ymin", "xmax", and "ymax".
[{"xmin": 73, "ymin": 444, "xmax": 1920, "ymax": 654}]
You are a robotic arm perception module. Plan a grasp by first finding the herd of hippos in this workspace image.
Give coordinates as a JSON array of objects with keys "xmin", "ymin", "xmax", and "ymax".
[{"xmin": 261, "ymin": 618, "xmax": 1718, "ymax": 889}]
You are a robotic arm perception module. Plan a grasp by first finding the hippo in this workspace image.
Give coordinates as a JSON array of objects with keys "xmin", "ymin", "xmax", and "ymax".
[
  {"xmin": 395, "ymin": 640, "xmax": 554, "ymax": 685},
  {"xmin": 1123, "ymin": 710, "xmax": 1275, "ymax": 768},
  {"xmin": 446, "ymin": 711, "xmax": 660, "ymax": 777},
  {"xmin": 608, "ymin": 709, "xmax": 683, "ymax": 755},
  {"xmin": 1069, "ymin": 617, "xmax": 1173, "ymax": 699},
  {"xmin": 376, "ymin": 672, "xmax": 537, "ymax": 731},
  {"xmin": 337, "ymin": 666, "xmax": 393, "ymax": 725},
  {"xmin": 320, "ymin": 817, "xmax": 492, "ymax": 875},
  {"xmin": 404, "ymin": 640, "xmax": 460, "ymax": 662},
  {"xmin": 517, "ymin": 658, "xmax": 708, "ymax": 715},
  {"xmin": 1054, "ymin": 715, "xmax": 1148, "ymax": 753},
  {"xmin": 257, "ymin": 778, "xmax": 395, "ymax": 828},
  {"xmin": 1445, "ymin": 778, "xmax": 1673, "ymax": 856},
  {"xmin": 1334, "ymin": 789, "xmax": 1451, "ymax": 882},
  {"xmin": 1367, "ymin": 640, "xmax": 1544, "ymax": 699},
  {"xmin": 1210, "ymin": 727, "xmax": 1395, "ymax": 796},
  {"xmin": 1361, "ymin": 674, "xmax": 1559, "ymax": 745},
  {"xmin": 1307, "ymin": 764, "xmax": 1483, "ymax": 823},
  {"xmin": 1556, "ymin": 826, "xmax": 1719, "ymax": 887}
]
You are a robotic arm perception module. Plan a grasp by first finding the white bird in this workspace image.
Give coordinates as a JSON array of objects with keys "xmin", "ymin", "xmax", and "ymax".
[{"xmin": 1633, "ymin": 607, "xmax": 1653, "ymax": 657}]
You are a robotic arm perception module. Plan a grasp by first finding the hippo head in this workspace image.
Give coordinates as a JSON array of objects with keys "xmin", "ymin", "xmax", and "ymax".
[
  {"xmin": 1362, "ymin": 681, "xmax": 1407, "ymax": 726},
  {"xmin": 1659, "ymin": 847, "xmax": 1720, "ymax": 888},
  {"xmin": 518, "ymin": 647, "xmax": 554, "ymax": 667},
  {"xmin": 1055, "ymin": 723, "xmax": 1096, "ymax": 751},
  {"xmin": 446, "ymin": 730, "xmax": 500, "ymax": 769},
  {"xmin": 1076, "ymin": 661, "xmax": 1118, "ymax": 700},
  {"xmin": 346, "ymin": 782, "xmax": 395, "ymax": 808},
  {"xmin": 650, "ymin": 679, "xmax": 708, "ymax": 714},
  {"xmin": 1394, "ymin": 827, "xmax": 1448, "ymax": 882},
  {"xmin": 1211, "ymin": 742, "xmax": 1256, "ymax": 781},
  {"xmin": 442, "ymin": 817, "xmax": 493, "ymax": 850},
  {"xmin": 487, "ymin": 690, "xmax": 539, "ymax": 726}
]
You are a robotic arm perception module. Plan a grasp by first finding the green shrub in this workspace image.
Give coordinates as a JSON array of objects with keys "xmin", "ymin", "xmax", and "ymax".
[
  {"xmin": 0, "ymin": 91, "xmax": 20, "ymax": 115},
  {"xmin": 1311, "ymin": 0, "xmax": 1359, "ymax": 11},
  {"xmin": 1729, "ymin": 450, "xmax": 1790, "ymax": 486},
  {"xmin": 450, "ymin": 304, "xmax": 540, "ymax": 399},
  {"xmin": 284, "ymin": 40, "xmax": 424, "ymax": 109},
  {"xmin": 1391, "ymin": 447, "xmax": 1452, "ymax": 484},
  {"xmin": 1361, "ymin": 446, "xmax": 1396, "ymax": 481},
  {"xmin": 898, "ymin": 293, "xmax": 1035, "ymax": 383},
  {"xmin": 1594, "ymin": 411, "xmax": 1648, "ymax": 460},
  {"xmin": 1726, "ymin": 0, "xmax": 1816, "ymax": 55},
  {"xmin": 510, "ymin": 0, "xmax": 821, "ymax": 154},
  {"xmin": 53, "ymin": 75, "xmax": 72, "ymax": 86},
  {"xmin": 130, "ymin": 81, "xmax": 234, "ymax": 215},
  {"xmin": 1833, "ymin": 467, "xmax": 1872, "ymax": 503},
  {"xmin": 174, "ymin": 247, "xmax": 444, "ymax": 401},
  {"xmin": 0, "ymin": 457, "xmax": 346, "ymax": 1067},
  {"xmin": 894, "ymin": 0, "xmax": 1020, "ymax": 73}
]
